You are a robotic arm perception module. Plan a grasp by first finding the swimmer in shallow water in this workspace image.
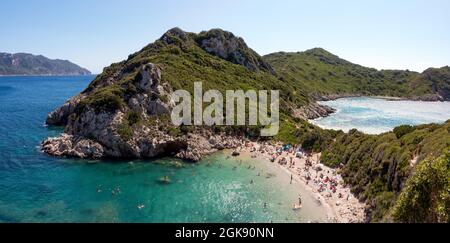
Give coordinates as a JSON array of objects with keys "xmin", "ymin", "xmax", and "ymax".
[{"xmin": 293, "ymin": 204, "xmax": 302, "ymax": 210}]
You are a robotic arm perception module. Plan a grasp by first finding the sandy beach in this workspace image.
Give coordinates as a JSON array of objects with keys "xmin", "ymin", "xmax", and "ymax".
[{"xmin": 235, "ymin": 141, "xmax": 366, "ymax": 223}]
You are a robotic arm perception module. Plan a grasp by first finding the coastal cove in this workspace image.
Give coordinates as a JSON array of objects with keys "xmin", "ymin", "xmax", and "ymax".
[
  {"xmin": 0, "ymin": 76, "xmax": 331, "ymax": 223},
  {"xmin": 1, "ymin": 0, "xmax": 449, "ymax": 225},
  {"xmin": 311, "ymin": 97, "xmax": 450, "ymax": 134}
]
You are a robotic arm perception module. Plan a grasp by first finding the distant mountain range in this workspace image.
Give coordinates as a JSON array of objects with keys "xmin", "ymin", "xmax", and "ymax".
[{"xmin": 0, "ymin": 52, "xmax": 91, "ymax": 76}]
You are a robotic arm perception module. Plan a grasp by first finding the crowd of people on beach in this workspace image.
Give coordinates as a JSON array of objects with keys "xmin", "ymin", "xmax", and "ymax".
[
  {"xmin": 244, "ymin": 142, "xmax": 347, "ymax": 200},
  {"xmin": 236, "ymin": 141, "xmax": 365, "ymax": 223}
]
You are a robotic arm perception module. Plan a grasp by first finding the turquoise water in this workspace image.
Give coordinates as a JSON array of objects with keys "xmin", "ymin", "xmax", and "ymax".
[
  {"xmin": 0, "ymin": 76, "xmax": 327, "ymax": 223},
  {"xmin": 312, "ymin": 97, "xmax": 450, "ymax": 134}
]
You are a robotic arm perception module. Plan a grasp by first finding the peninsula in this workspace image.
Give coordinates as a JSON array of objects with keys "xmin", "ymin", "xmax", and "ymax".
[
  {"xmin": 0, "ymin": 52, "xmax": 91, "ymax": 76},
  {"xmin": 42, "ymin": 28, "xmax": 450, "ymax": 223}
]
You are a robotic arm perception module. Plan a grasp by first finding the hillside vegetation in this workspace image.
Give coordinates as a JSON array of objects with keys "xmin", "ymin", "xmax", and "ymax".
[
  {"xmin": 264, "ymin": 49, "xmax": 450, "ymax": 101},
  {"xmin": 320, "ymin": 122, "xmax": 450, "ymax": 222},
  {"xmin": 392, "ymin": 148, "xmax": 449, "ymax": 223},
  {"xmin": 44, "ymin": 28, "xmax": 450, "ymax": 222},
  {"xmin": 83, "ymin": 28, "xmax": 311, "ymax": 114}
]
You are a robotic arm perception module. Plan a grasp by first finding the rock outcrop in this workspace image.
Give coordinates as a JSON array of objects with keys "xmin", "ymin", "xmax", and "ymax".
[
  {"xmin": 292, "ymin": 103, "xmax": 336, "ymax": 120},
  {"xmin": 42, "ymin": 134, "xmax": 105, "ymax": 159},
  {"xmin": 195, "ymin": 29, "xmax": 276, "ymax": 74},
  {"xmin": 43, "ymin": 63, "xmax": 183, "ymax": 159},
  {"xmin": 42, "ymin": 59, "xmax": 245, "ymax": 161},
  {"xmin": 41, "ymin": 28, "xmax": 326, "ymax": 161},
  {"xmin": 46, "ymin": 94, "xmax": 85, "ymax": 126}
]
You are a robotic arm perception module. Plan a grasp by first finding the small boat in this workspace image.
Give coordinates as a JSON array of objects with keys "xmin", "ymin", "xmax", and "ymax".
[
  {"xmin": 158, "ymin": 176, "xmax": 172, "ymax": 184},
  {"xmin": 232, "ymin": 151, "xmax": 240, "ymax": 157}
]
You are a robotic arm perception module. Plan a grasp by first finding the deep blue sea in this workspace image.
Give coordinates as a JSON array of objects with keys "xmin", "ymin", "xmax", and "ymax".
[{"xmin": 0, "ymin": 76, "xmax": 327, "ymax": 223}]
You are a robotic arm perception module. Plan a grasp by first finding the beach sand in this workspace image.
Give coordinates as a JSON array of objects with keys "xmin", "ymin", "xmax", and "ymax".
[{"xmin": 235, "ymin": 141, "xmax": 366, "ymax": 223}]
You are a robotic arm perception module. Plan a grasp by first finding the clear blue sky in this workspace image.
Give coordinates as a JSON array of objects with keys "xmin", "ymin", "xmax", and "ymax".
[{"xmin": 1, "ymin": 0, "xmax": 449, "ymax": 74}]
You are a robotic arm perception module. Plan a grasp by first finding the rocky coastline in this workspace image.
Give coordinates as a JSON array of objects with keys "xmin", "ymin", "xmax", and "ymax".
[
  {"xmin": 41, "ymin": 61, "xmax": 250, "ymax": 162},
  {"xmin": 292, "ymin": 102, "xmax": 336, "ymax": 120},
  {"xmin": 41, "ymin": 28, "xmax": 448, "ymax": 162},
  {"xmin": 40, "ymin": 28, "xmax": 335, "ymax": 162}
]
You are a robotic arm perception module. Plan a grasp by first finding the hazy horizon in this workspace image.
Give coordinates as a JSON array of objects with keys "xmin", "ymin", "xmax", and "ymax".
[{"xmin": 1, "ymin": 0, "xmax": 449, "ymax": 74}]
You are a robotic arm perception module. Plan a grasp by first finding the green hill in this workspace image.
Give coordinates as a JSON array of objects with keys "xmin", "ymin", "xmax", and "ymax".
[
  {"xmin": 409, "ymin": 66, "xmax": 450, "ymax": 100},
  {"xmin": 43, "ymin": 28, "xmax": 450, "ymax": 222},
  {"xmin": 82, "ymin": 28, "xmax": 310, "ymax": 114},
  {"xmin": 264, "ymin": 48, "xmax": 450, "ymax": 101},
  {"xmin": 44, "ymin": 27, "xmax": 319, "ymax": 160}
]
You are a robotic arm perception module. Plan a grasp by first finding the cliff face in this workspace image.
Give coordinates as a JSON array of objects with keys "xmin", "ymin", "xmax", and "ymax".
[
  {"xmin": 195, "ymin": 29, "xmax": 276, "ymax": 74},
  {"xmin": 42, "ymin": 28, "xmax": 311, "ymax": 161},
  {"xmin": 0, "ymin": 52, "xmax": 91, "ymax": 76}
]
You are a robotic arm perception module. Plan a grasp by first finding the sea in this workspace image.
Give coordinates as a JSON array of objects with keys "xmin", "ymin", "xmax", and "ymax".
[
  {"xmin": 312, "ymin": 97, "xmax": 450, "ymax": 134},
  {"xmin": 0, "ymin": 76, "xmax": 328, "ymax": 223}
]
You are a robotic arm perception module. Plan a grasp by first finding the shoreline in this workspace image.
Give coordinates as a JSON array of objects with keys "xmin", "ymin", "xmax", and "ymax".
[
  {"xmin": 310, "ymin": 95, "xmax": 449, "ymax": 125},
  {"xmin": 317, "ymin": 94, "xmax": 447, "ymax": 103},
  {"xmin": 235, "ymin": 141, "xmax": 366, "ymax": 223}
]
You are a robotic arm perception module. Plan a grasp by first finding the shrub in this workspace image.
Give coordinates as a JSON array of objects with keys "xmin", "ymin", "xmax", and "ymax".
[
  {"xmin": 168, "ymin": 127, "xmax": 182, "ymax": 137},
  {"xmin": 301, "ymin": 130, "xmax": 322, "ymax": 151},
  {"xmin": 393, "ymin": 125, "xmax": 415, "ymax": 139},
  {"xmin": 127, "ymin": 111, "xmax": 141, "ymax": 125},
  {"xmin": 117, "ymin": 122, "xmax": 133, "ymax": 141},
  {"xmin": 180, "ymin": 125, "xmax": 194, "ymax": 134},
  {"xmin": 80, "ymin": 86, "xmax": 125, "ymax": 113},
  {"xmin": 392, "ymin": 149, "xmax": 450, "ymax": 223}
]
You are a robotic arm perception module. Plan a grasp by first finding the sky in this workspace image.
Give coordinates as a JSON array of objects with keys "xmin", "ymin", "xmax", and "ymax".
[{"xmin": 1, "ymin": 0, "xmax": 449, "ymax": 74}]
